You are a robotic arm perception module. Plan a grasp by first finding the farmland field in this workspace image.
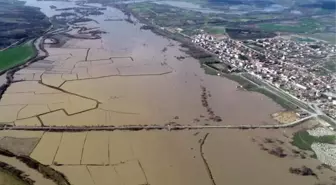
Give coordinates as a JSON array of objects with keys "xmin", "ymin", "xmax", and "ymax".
[{"xmin": 0, "ymin": 42, "xmax": 35, "ymax": 72}]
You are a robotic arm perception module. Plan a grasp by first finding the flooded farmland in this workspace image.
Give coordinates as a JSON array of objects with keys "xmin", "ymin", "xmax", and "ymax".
[
  {"xmin": 27, "ymin": 129, "xmax": 336, "ymax": 185},
  {"xmin": 0, "ymin": 0, "xmax": 284, "ymax": 126},
  {"xmin": 0, "ymin": 0, "xmax": 334, "ymax": 185}
]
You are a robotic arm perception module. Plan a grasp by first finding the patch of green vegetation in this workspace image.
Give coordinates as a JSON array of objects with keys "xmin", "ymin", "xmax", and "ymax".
[
  {"xmin": 199, "ymin": 56, "xmax": 219, "ymax": 64},
  {"xmin": 313, "ymin": 67, "xmax": 330, "ymax": 76},
  {"xmin": 291, "ymin": 130, "xmax": 336, "ymax": 152},
  {"xmin": 307, "ymin": 33, "xmax": 336, "ymax": 44},
  {"xmin": 292, "ymin": 36, "xmax": 315, "ymax": 42},
  {"xmin": 0, "ymin": 42, "xmax": 35, "ymax": 72},
  {"xmin": 258, "ymin": 18, "xmax": 322, "ymax": 33},
  {"xmin": 203, "ymin": 26, "xmax": 226, "ymax": 34},
  {"xmin": 323, "ymin": 60, "xmax": 336, "ymax": 72},
  {"xmin": 0, "ymin": 170, "xmax": 28, "ymax": 185}
]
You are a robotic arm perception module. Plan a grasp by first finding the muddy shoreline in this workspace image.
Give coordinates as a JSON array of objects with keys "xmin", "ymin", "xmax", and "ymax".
[
  {"xmin": 0, "ymin": 148, "xmax": 70, "ymax": 185},
  {"xmin": 0, "ymin": 161, "xmax": 34, "ymax": 185}
]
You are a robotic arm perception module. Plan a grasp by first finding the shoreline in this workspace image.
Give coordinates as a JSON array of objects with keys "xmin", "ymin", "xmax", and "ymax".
[
  {"xmin": 112, "ymin": 3, "xmax": 336, "ymax": 127},
  {"xmin": 0, "ymin": 148, "xmax": 70, "ymax": 185},
  {"xmin": 0, "ymin": 162, "xmax": 34, "ymax": 185}
]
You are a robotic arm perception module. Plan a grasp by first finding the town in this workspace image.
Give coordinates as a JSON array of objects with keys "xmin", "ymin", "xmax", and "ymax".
[{"xmin": 192, "ymin": 34, "xmax": 336, "ymax": 120}]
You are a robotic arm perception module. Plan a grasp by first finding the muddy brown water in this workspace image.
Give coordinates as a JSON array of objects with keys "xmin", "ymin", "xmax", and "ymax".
[
  {"xmin": 21, "ymin": 3, "xmax": 282, "ymax": 126},
  {"xmin": 28, "ymin": 129, "xmax": 336, "ymax": 185},
  {"xmin": 2, "ymin": 1, "xmax": 325, "ymax": 185}
]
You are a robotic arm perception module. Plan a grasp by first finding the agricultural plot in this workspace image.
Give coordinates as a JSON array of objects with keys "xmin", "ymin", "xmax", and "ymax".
[
  {"xmin": 0, "ymin": 42, "xmax": 35, "ymax": 73},
  {"xmin": 14, "ymin": 117, "xmax": 41, "ymax": 126},
  {"xmin": 291, "ymin": 130, "xmax": 336, "ymax": 152},
  {"xmin": 0, "ymin": 131, "xmax": 44, "ymax": 139},
  {"xmin": 114, "ymin": 160, "xmax": 147, "ymax": 185},
  {"xmin": 30, "ymin": 132, "xmax": 63, "ymax": 165},
  {"xmin": 81, "ymin": 131, "xmax": 109, "ymax": 165},
  {"xmin": 53, "ymin": 166, "xmax": 94, "ymax": 185},
  {"xmin": 109, "ymin": 131, "xmax": 135, "ymax": 165},
  {"xmin": 54, "ymin": 132, "xmax": 86, "ymax": 165},
  {"xmin": 0, "ymin": 137, "xmax": 39, "ymax": 156},
  {"xmin": 87, "ymin": 166, "xmax": 121, "ymax": 185},
  {"xmin": 258, "ymin": 19, "xmax": 322, "ymax": 33}
]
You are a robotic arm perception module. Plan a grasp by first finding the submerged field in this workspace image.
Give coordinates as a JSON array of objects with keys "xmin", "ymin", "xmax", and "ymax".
[
  {"xmin": 23, "ymin": 129, "xmax": 336, "ymax": 185},
  {"xmin": 0, "ymin": 1, "xmax": 335, "ymax": 185},
  {"xmin": 0, "ymin": 18, "xmax": 284, "ymax": 127}
]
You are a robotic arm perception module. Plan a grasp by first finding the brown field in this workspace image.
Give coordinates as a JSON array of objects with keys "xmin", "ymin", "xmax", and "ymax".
[
  {"xmin": 30, "ymin": 132, "xmax": 62, "ymax": 165},
  {"xmin": 54, "ymin": 132, "xmax": 86, "ymax": 165},
  {"xmin": 22, "ymin": 129, "xmax": 330, "ymax": 185},
  {"xmin": 109, "ymin": 131, "xmax": 135, "ymax": 165},
  {"xmin": 272, "ymin": 111, "xmax": 299, "ymax": 124},
  {"xmin": 81, "ymin": 131, "xmax": 109, "ymax": 165},
  {"xmin": 87, "ymin": 166, "xmax": 122, "ymax": 185},
  {"xmin": 15, "ymin": 117, "xmax": 41, "ymax": 126},
  {"xmin": 114, "ymin": 160, "xmax": 147, "ymax": 185},
  {"xmin": 53, "ymin": 166, "xmax": 94, "ymax": 185},
  {"xmin": 0, "ymin": 131, "xmax": 44, "ymax": 139},
  {"xmin": 0, "ymin": 137, "xmax": 39, "ymax": 156}
]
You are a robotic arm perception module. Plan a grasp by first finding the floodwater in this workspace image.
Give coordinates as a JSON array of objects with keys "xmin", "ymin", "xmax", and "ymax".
[
  {"xmin": 1, "ymin": 1, "xmax": 333, "ymax": 185},
  {"xmin": 27, "ymin": 129, "xmax": 336, "ymax": 185},
  {"xmin": 2, "ymin": 0, "xmax": 284, "ymax": 126}
]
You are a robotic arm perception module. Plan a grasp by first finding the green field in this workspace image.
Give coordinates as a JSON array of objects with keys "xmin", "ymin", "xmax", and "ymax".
[
  {"xmin": 0, "ymin": 170, "xmax": 28, "ymax": 185},
  {"xmin": 308, "ymin": 33, "xmax": 336, "ymax": 44},
  {"xmin": 258, "ymin": 18, "xmax": 322, "ymax": 33},
  {"xmin": 323, "ymin": 59, "xmax": 336, "ymax": 72},
  {"xmin": 203, "ymin": 26, "xmax": 226, "ymax": 34},
  {"xmin": 291, "ymin": 130, "xmax": 336, "ymax": 152},
  {"xmin": 0, "ymin": 42, "xmax": 35, "ymax": 73},
  {"xmin": 292, "ymin": 36, "xmax": 315, "ymax": 43}
]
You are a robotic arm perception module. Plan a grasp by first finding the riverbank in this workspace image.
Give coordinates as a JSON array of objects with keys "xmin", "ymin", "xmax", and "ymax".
[
  {"xmin": 0, "ymin": 148, "xmax": 70, "ymax": 185},
  {"xmin": 0, "ymin": 36, "xmax": 47, "ymax": 103},
  {"xmin": 113, "ymin": 4, "xmax": 315, "ymax": 113}
]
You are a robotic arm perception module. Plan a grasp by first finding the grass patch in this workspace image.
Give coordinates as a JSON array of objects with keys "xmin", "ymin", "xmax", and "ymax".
[
  {"xmin": 291, "ymin": 130, "xmax": 336, "ymax": 152},
  {"xmin": 203, "ymin": 26, "xmax": 225, "ymax": 34},
  {"xmin": 323, "ymin": 59, "xmax": 336, "ymax": 72},
  {"xmin": 292, "ymin": 36, "xmax": 315, "ymax": 43},
  {"xmin": 0, "ymin": 42, "xmax": 35, "ymax": 73},
  {"xmin": 258, "ymin": 18, "xmax": 321, "ymax": 33},
  {"xmin": 0, "ymin": 170, "xmax": 29, "ymax": 185}
]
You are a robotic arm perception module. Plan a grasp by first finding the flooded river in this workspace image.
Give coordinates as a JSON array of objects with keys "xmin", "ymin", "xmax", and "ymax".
[
  {"xmin": 1, "ymin": 2, "xmax": 334, "ymax": 185},
  {"xmin": 2, "ymin": 0, "xmax": 284, "ymax": 126}
]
